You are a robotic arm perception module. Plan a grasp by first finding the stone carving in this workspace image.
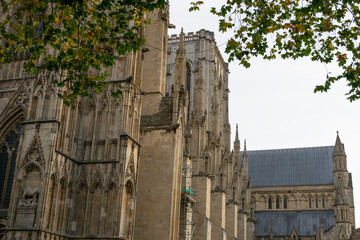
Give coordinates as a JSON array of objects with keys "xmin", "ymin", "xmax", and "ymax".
[
  {"xmin": 17, "ymin": 188, "xmax": 39, "ymax": 208},
  {"xmin": 126, "ymin": 156, "xmax": 134, "ymax": 178},
  {"xmin": 27, "ymin": 149, "xmax": 40, "ymax": 162},
  {"xmin": 15, "ymin": 91, "xmax": 29, "ymax": 106}
]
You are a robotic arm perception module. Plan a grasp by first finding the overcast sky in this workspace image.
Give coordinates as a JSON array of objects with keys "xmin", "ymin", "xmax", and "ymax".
[{"xmin": 168, "ymin": 0, "xmax": 360, "ymax": 227}]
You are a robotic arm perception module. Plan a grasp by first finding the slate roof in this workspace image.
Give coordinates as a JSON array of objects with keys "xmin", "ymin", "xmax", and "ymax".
[
  {"xmin": 254, "ymin": 211, "xmax": 335, "ymax": 237},
  {"xmin": 241, "ymin": 146, "xmax": 334, "ymax": 187}
]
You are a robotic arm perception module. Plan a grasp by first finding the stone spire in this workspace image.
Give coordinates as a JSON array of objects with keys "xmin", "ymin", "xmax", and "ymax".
[
  {"xmin": 174, "ymin": 28, "xmax": 187, "ymax": 91},
  {"xmin": 177, "ymin": 28, "xmax": 185, "ymax": 57},
  {"xmin": 241, "ymin": 140, "xmax": 248, "ymax": 180},
  {"xmin": 333, "ymin": 131, "xmax": 346, "ymax": 156},
  {"xmin": 243, "ymin": 139, "xmax": 248, "ymax": 158},
  {"xmin": 234, "ymin": 124, "xmax": 240, "ymax": 148},
  {"xmin": 233, "ymin": 124, "xmax": 241, "ymax": 171},
  {"xmin": 172, "ymin": 28, "xmax": 187, "ymax": 123}
]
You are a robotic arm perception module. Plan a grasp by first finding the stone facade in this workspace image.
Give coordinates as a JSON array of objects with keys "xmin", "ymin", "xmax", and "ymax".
[
  {"xmin": 0, "ymin": 4, "xmax": 357, "ymax": 240},
  {"xmin": 245, "ymin": 135, "xmax": 356, "ymax": 240}
]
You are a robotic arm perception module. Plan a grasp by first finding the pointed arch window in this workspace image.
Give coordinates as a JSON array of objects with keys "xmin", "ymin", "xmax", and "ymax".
[
  {"xmin": 276, "ymin": 198, "xmax": 280, "ymax": 209},
  {"xmin": 322, "ymin": 197, "xmax": 325, "ymax": 208},
  {"xmin": 309, "ymin": 198, "xmax": 312, "ymax": 208},
  {"xmin": 283, "ymin": 197, "xmax": 287, "ymax": 209},
  {"xmin": 0, "ymin": 123, "xmax": 22, "ymax": 209},
  {"xmin": 268, "ymin": 198, "xmax": 272, "ymax": 209},
  {"xmin": 316, "ymin": 197, "xmax": 318, "ymax": 208}
]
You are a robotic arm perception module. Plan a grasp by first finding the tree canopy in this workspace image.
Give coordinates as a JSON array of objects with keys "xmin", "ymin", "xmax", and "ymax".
[
  {"xmin": 0, "ymin": 0, "xmax": 166, "ymax": 104},
  {"xmin": 192, "ymin": 0, "xmax": 360, "ymax": 101}
]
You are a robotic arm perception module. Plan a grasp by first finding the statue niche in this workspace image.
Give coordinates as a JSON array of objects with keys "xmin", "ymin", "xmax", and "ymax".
[{"xmin": 14, "ymin": 165, "xmax": 41, "ymax": 227}]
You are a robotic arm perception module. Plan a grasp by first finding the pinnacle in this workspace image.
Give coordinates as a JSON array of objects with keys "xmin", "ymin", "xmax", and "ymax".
[
  {"xmin": 243, "ymin": 139, "xmax": 248, "ymax": 159},
  {"xmin": 235, "ymin": 124, "xmax": 239, "ymax": 141},
  {"xmin": 333, "ymin": 131, "xmax": 346, "ymax": 156}
]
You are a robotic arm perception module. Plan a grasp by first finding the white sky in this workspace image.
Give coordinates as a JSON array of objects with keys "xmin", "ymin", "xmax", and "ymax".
[{"xmin": 168, "ymin": 0, "xmax": 360, "ymax": 227}]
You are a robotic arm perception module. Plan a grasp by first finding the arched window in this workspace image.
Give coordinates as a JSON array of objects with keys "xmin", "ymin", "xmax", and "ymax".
[
  {"xmin": 309, "ymin": 198, "xmax": 312, "ymax": 208},
  {"xmin": 341, "ymin": 209, "xmax": 344, "ymax": 220},
  {"xmin": 283, "ymin": 197, "xmax": 287, "ymax": 209},
  {"xmin": 268, "ymin": 198, "xmax": 272, "ymax": 209},
  {"xmin": 105, "ymin": 183, "xmax": 117, "ymax": 235},
  {"xmin": 242, "ymin": 198, "xmax": 245, "ymax": 209},
  {"xmin": 0, "ymin": 123, "xmax": 22, "ymax": 209},
  {"xmin": 316, "ymin": 197, "xmax": 318, "ymax": 208},
  {"xmin": 276, "ymin": 198, "xmax": 280, "ymax": 209},
  {"xmin": 322, "ymin": 197, "xmax": 325, "ymax": 208}
]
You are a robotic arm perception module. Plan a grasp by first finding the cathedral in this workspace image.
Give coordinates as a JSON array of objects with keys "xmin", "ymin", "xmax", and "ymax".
[{"xmin": 0, "ymin": 4, "xmax": 357, "ymax": 240}]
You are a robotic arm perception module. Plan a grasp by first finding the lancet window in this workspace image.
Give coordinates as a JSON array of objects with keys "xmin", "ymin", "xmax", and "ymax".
[
  {"xmin": 0, "ymin": 123, "xmax": 22, "ymax": 209},
  {"xmin": 268, "ymin": 198, "xmax": 272, "ymax": 209}
]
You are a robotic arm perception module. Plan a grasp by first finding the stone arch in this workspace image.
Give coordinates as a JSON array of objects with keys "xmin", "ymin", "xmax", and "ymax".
[
  {"xmin": 55, "ymin": 177, "xmax": 66, "ymax": 231},
  {"xmin": 44, "ymin": 174, "xmax": 57, "ymax": 229},
  {"xmin": 275, "ymin": 196, "xmax": 281, "ymax": 209},
  {"xmin": 105, "ymin": 181, "xmax": 118, "ymax": 236},
  {"xmin": 0, "ymin": 105, "xmax": 26, "ymax": 143},
  {"xmin": 64, "ymin": 181, "xmax": 73, "ymax": 233},
  {"xmin": 82, "ymin": 100, "xmax": 96, "ymax": 160},
  {"xmin": 75, "ymin": 182, "xmax": 88, "ymax": 235},
  {"xmin": 96, "ymin": 100, "xmax": 109, "ymax": 160},
  {"xmin": 89, "ymin": 182, "xmax": 102, "ymax": 235},
  {"xmin": 268, "ymin": 197, "xmax": 273, "ymax": 210},
  {"xmin": 120, "ymin": 179, "xmax": 135, "ymax": 238},
  {"xmin": 203, "ymin": 151, "xmax": 211, "ymax": 173},
  {"xmin": 43, "ymin": 88, "xmax": 57, "ymax": 119},
  {"xmin": 56, "ymin": 91, "xmax": 70, "ymax": 151},
  {"xmin": 17, "ymin": 161, "xmax": 44, "ymax": 180},
  {"xmin": 283, "ymin": 195, "xmax": 288, "ymax": 209},
  {"xmin": 14, "ymin": 164, "xmax": 42, "ymax": 226},
  {"xmin": 31, "ymin": 89, "xmax": 43, "ymax": 120},
  {"xmin": 0, "ymin": 117, "xmax": 23, "ymax": 209},
  {"xmin": 90, "ymin": 167, "xmax": 104, "ymax": 191},
  {"xmin": 111, "ymin": 102, "xmax": 122, "ymax": 137}
]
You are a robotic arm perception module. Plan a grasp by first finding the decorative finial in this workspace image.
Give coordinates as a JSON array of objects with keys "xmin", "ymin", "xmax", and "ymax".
[
  {"xmin": 235, "ymin": 124, "xmax": 239, "ymax": 140},
  {"xmin": 337, "ymin": 130, "xmax": 339, "ymax": 135},
  {"xmin": 176, "ymin": 27, "xmax": 185, "ymax": 57},
  {"xmin": 244, "ymin": 139, "xmax": 247, "ymax": 152}
]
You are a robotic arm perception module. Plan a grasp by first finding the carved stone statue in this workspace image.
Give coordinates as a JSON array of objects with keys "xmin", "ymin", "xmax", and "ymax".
[{"xmin": 17, "ymin": 188, "xmax": 39, "ymax": 208}]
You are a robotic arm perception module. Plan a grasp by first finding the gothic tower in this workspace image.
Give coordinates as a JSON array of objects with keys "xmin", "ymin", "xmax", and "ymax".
[
  {"xmin": 333, "ymin": 133, "xmax": 354, "ymax": 238},
  {"xmin": 134, "ymin": 8, "xmax": 187, "ymax": 240}
]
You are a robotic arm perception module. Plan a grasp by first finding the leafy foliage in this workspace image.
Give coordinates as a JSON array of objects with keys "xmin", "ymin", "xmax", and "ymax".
[
  {"xmin": 192, "ymin": 0, "xmax": 360, "ymax": 101},
  {"xmin": 0, "ymin": 0, "xmax": 166, "ymax": 104}
]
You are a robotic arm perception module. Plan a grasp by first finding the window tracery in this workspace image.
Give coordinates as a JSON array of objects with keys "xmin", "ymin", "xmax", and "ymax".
[{"xmin": 0, "ymin": 123, "xmax": 21, "ymax": 209}]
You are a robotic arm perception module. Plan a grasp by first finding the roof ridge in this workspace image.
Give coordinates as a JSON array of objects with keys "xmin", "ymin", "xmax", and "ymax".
[{"xmin": 241, "ymin": 145, "xmax": 334, "ymax": 152}]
